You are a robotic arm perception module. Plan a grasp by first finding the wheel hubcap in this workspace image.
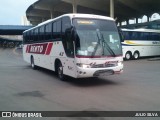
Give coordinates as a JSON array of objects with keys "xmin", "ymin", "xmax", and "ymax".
[
  {"xmin": 32, "ymin": 63, "xmax": 34, "ymax": 68},
  {"xmin": 58, "ymin": 66, "xmax": 63, "ymax": 78},
  {"xmin": 31, "ymin": 59, "xmax": 34, "ymax": 68},
  {"xmin": 134, "ymin": 53, "xmax": 138, "ymax": 59},
  {"xmin": 126, "ymin": 53, "xmax": 130, "ymax": 60}
]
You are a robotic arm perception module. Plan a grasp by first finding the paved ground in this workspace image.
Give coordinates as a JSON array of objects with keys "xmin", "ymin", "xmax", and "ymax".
[{"xmin": 0, "ymin": 48, "xmax": 160, "ymax": 120}]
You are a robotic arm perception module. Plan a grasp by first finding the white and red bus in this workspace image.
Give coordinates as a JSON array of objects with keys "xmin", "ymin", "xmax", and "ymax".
[{"xmin": 23, "ymin": 14, "xmax": 123, "ymax": 80}]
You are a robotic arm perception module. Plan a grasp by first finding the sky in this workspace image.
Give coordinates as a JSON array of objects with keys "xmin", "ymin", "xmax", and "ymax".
[
  {"xmin": 0, "ymin": 0, "xmax": 160, "ymax": 26},
  {"xmin": 0, "ymin": 0, "xmax": 37, "ymax": 25}
]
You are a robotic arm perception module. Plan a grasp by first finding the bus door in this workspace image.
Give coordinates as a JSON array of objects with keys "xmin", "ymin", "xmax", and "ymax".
[
  {"xmin": 62, "ymin": 40, "xmax": 76, "ymax": 78},
  {"xmin": 62, "ymin": 17, "xmax": 76, "ymax": 77},
  {"xmin": 62, "ymin": 24, "xmax": 76, "ymax": 78}
]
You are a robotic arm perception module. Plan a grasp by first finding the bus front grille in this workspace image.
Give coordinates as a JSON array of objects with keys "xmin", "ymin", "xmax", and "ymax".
[{"xmin": 91, "ymin": 64, "xmax": 116, "ymax": 68}]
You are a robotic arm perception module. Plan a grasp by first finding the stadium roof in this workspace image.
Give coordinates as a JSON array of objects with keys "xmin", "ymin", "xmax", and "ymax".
[{"xmin": 26, "ymin": 0, "xmax": 160, "ymax": 25}]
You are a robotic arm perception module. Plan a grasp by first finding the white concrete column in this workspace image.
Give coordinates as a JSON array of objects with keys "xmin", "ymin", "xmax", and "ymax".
[
  {"xmin": 50, "ymin": 11, "xmax": 53, "ymax": 19},
  {"xmin": 73, "ymin": 0, "xmax": 77, "ymax": 13},
  {"xmin": 110, "ymin": 0, "xmax": 114, "ymax": 18},
  {"xmin": 42, "ymin": 18, "xmax": 45, "ymax": 22},
  {"xmin": 50, "ymin": 9, "xmax": 55, "ymax": 19}
]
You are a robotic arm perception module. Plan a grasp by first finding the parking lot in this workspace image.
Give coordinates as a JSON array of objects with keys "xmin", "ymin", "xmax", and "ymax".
[{"xmin": 0, "ymin": 48, "xmax": 160, "ymax": 119}]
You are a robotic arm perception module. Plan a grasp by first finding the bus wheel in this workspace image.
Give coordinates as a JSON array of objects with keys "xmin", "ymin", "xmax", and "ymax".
[
  {"xmin": 57, "ymin": 62, "xmax": 66, "ymax": 81},
  {"xmin": 125, "ymin": 52, "xmax": 132, "ymax": 60},
  {"xmin": 133, "ymin": 52, "xmax": 139, "ymax": 60},
  {"xmin": 31, "ymin": 56, "xmax": 37, "ymax": 70}
]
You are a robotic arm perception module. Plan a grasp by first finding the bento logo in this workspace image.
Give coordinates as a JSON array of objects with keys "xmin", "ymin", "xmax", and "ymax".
[
  {"xmin": 27, "ymin": 43, "xmax": 48, "ymax": 54},
  {"xmin": 30, "ymin": 45, "xmax": 43, "ymax": 53}
]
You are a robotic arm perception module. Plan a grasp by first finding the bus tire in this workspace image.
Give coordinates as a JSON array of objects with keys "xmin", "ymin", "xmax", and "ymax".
[
  {"xmin": 57, "ymin": 61, "xmax": 66, "ymax": 81},
  {"xmin": 133, "ymin": 51, "xmax": 139, "ymax": 60},
  {"xmin": 31, "ymin": 56, "xmax": 37, "ymax": 70},
  {"xmin": 125, "ymin": 52, "xmax": 132, "ymax": 60}
]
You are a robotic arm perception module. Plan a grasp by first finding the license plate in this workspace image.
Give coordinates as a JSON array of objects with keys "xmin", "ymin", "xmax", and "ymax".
[{"xmin": 98, "ymin": 70, "xmax": 114, "ymax": 76}]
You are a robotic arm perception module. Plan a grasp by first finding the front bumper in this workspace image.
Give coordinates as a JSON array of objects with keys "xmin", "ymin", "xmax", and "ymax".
[{"xmin": 76, "ymin": 65, "xmax": 123, "ymax": 78}]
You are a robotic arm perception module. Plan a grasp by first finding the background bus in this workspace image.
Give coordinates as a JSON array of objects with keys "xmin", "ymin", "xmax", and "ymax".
[
  {"xmin": 121, "ymin": 28, "xmax": 160, "ymax": 60},
  {"xmin": 23, "ymin": 14, "xmax": 123, "ymax": 80}
]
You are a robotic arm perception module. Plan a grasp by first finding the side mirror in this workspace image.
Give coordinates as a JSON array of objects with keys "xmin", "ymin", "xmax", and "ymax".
[
  {"xmin": 70, "ymin": 26, "xmax": 76, "ymax": 41},
  {"xmin": 118, "ymin": 29, "xmax": 124, "ymax": 42}
]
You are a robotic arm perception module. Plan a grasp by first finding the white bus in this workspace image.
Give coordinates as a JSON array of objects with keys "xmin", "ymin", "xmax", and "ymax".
[
  {"xmin": 121, "ymin": 28, "xmax": 160, "ymax": 60},
  {"xmin": 23, "ymin": 14, "xmax": 123, "ymax": 80}
]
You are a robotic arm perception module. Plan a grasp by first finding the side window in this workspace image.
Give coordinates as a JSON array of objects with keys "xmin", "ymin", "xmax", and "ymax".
[
  {"xmin": 53, "ymin": 22, "xmax": 56, "ymax": 40},
  {"xmin": 62, "ymin": 17, "xmax": 71, "ymax": 33},
  {"xmin": 57, "ymin": 20, "xmax": 62, "ymax": 39},
  {"xmin": 26, "ymin": 32, "xmax": 30, "ymax": 44},
  {"xmin": 143, "ymin": 32, "xmax": 149, "ymax": 40},
  {"xmin": 32, "ymin": 29, "xmax": 36, "ymax": 42},
  {"xmin": 132, "ymin": 32, "xmax": 138, "ymax": 40},
  {"xmin": 123, "ymin": 31, "xmax": 133, "ymax": 40},
  {"xmin": 62, "ymin": 17, "xmax": 74, "ymax": 57},
  {"xmin": 158, "ymin": 33, "xmax": 160, "ymax": 41},
  {"xmin": 53, "ymin": 19, "xmax": 61, "ymax": 40},
  {"xmin": 123, "ymin": 31, "xmax": 130, "ymax": 40},
  {"xmin": 39, "ymin": 26, "xmax": 45, "ymax": 41},
  {"xmin": 150, "ymin": 32, "xmax": 160, "ymax": 40},
  {"xmin": 45, "ymin": 23, "xmax": 52, "ymax": 41},
  {"xmin": 35, "ymin": 28, "xmax": 39, "ymax": 42},
  {"xmin": 57, "ymin": 20, "xmax": 61, "ymax": 33},
  {"xmin": 30, "ymin": 30, "xmax": 34, "ymax": 43},
  {"xmin": 23, "ymin": 33, "xmax": 26, "ymax": 44}
]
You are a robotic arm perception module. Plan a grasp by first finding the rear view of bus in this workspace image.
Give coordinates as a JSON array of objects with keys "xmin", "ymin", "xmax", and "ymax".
[{"xmin": 23, "ymin": 14, "xmax": 123, "ymax": 80}]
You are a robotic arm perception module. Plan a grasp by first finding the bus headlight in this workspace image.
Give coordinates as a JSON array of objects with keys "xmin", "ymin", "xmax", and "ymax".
[
  {"xmin": 76, "ymin": 63, "xmax": 91, "ymax": 68},
  {"xmin": 118, "ymin": 61, "xmax": 123, "ymax": 66}
]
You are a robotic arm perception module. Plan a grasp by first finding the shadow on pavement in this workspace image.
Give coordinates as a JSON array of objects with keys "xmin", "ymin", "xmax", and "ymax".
[
  {"xmin": 30, "ymin": 66, "xmax": 119, "ymax": 87},
  {"xmin": 65, "ymin": 77, "xmax": 119, "ymax": 87}
]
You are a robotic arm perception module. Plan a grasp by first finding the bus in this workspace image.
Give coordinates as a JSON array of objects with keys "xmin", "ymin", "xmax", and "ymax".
[
  {"xmin": 23, "ymin": 14, "xmax": 123, "ymax": 80},
  {"xmin": 121, "ymin": 28, "xmax": 160, "ymax": 60}
]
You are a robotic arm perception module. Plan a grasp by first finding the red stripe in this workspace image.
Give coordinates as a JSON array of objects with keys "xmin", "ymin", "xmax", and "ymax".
[
  {"xmin": 26, "ymin": 45, "xmax": 30, "ymax": 53},
  {"xmin": 45, "ymin": 43, "xmax": 53, "ymax": 55}
]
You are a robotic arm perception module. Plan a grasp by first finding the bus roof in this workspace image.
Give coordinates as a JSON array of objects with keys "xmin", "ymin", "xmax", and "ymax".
[
  {"xmin": 121, "ymin": 28, "xmax": 160, "ymax": 33},
  {"xmin": 24, "ymin": 13, "xmax": 114, "ymax": 33}
]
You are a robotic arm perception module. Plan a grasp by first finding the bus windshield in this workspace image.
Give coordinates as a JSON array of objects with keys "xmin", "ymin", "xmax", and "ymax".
[{"xmin": 73, "ymin": 18, "xmax": 122, "ymax": 57}]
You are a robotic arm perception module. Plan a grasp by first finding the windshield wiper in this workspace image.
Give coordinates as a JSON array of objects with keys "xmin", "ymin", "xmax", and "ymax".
[
  {"xmin": 101, "ymin": 34, "xmax": 116, "ymax": 57},
  {"xmin": 90, "ymin": 39, "xmax": 100, "ymax": 57},
  {"xmin": 96, "ymin": 30, "xmax": 105, "ymax": 56},
  {"xmin": 96, "ymin": 29, "xmax": 116, "ymax": 57},
  {"xmin": 90, "ymin": 30, "xmax": 116, "ymax": 57},
  {"xmin": 90, "ymin": 30, "xmax": 104, "ymax": 57}
]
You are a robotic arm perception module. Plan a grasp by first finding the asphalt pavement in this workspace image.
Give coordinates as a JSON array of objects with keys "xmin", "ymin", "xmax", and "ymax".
[{"xmin": 0, "ymin": 48, "xmax": 160, "ymax": 120}]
